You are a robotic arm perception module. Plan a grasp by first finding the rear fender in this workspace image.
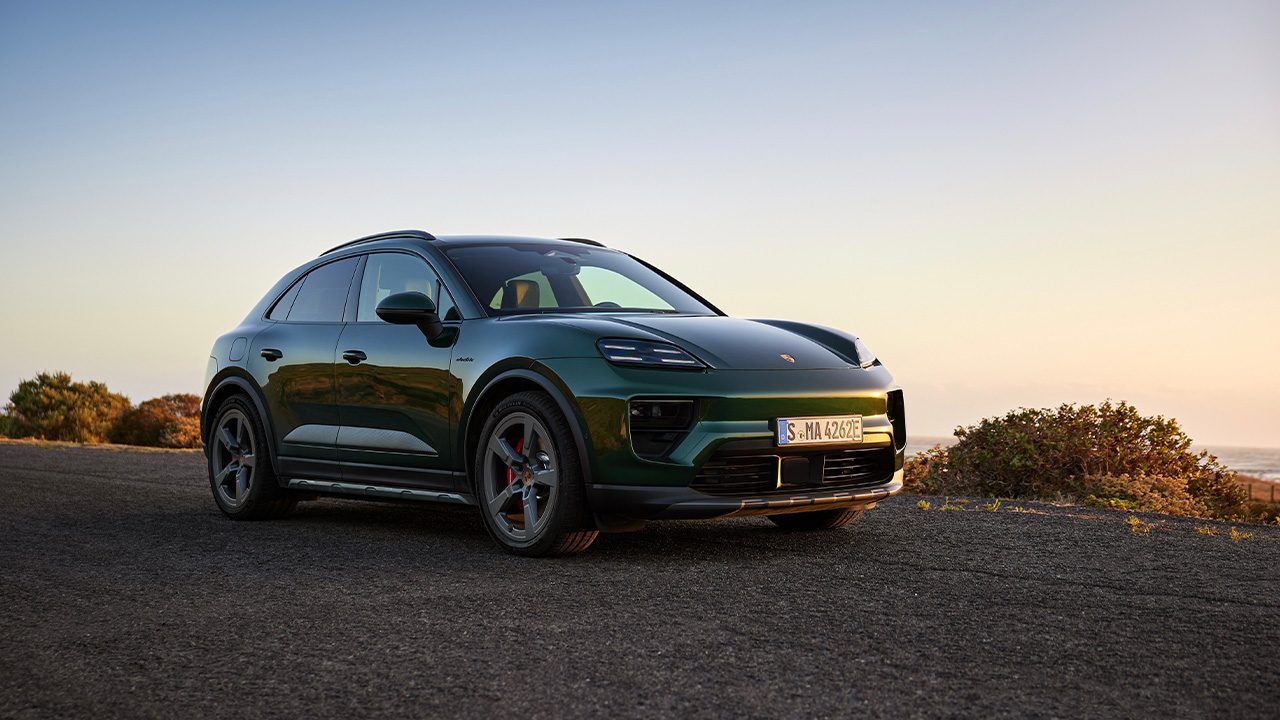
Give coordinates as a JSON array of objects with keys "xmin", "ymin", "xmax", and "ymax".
[{"xmin": 201, "ymin": 372, "xmax": 281, "ymax": 476}]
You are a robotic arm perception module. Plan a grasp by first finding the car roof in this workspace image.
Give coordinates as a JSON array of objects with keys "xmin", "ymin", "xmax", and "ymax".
[
  {"xmin": 435, "ymin": 235, "xmax": 605, "ymax": 248},
  {"xmin": 320, "ymin": 231, "xmax": 605, "ymax": 257}
]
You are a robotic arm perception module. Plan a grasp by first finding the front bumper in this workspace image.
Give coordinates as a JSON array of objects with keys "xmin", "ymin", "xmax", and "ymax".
[
  {"xmin": 588, "ymin": 469, "xmax": 904, "ymax": 521},
  {"xmin": 536, "ymin": 358, "xmax": 906, "ymax": 490}
]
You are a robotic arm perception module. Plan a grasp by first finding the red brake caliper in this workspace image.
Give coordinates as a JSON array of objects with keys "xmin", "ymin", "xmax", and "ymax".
[{"xmin": 506, "ymin": 438, "xmax": 524, "ymax": 513}]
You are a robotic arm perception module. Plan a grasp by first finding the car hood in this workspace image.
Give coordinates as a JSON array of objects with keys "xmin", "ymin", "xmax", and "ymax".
[{"xmin": 544, "ymin": 314, "xmax": 858, "ymax": 370}]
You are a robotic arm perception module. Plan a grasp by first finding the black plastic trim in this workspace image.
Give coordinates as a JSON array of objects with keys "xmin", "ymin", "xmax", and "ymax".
[
  {"xmin": 626, "ymin": 253, "xmax": 726, "ymax": 317},
  {"xmin": 587, "ymin": 474, "xmax": 903, "ymax": 520},
  {"xmin": 277, "ymin": 456, "xmax": 343, "ymax": 481},
  {"xmin": 557, "ymin": 237, "xmax": 606, "ymax": 247},
  {"xmin": 336, "ymin": 460, "xmax": 467, "ymax": 493}
]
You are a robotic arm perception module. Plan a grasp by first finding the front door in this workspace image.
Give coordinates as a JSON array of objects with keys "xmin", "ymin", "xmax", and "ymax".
[{"xmin": 334, "ymin": 251, "xmax": 462, "ymax": 489}]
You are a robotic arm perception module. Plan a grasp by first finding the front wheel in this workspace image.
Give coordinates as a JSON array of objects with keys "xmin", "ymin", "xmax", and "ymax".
[
  {"xmin": 475, "ymin": 391, "xmax": 597, "ymax": 557},
  {"xmin": 767, "ymin": 507, "xmax": 863, "ymax": 531}
]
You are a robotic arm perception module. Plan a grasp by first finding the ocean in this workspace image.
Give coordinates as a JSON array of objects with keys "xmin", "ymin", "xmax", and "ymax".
[{"xmin": 906, "ymin": 435, "xmax": 1280, "ymax": 483}]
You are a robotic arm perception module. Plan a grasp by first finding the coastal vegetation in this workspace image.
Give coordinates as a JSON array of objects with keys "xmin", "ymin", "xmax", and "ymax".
[
  {"xmin": 904, "ymin": 400, "xmax": 1275, "ymax": 524},
  {"xmin": 1, "ymin": 376, "xmax": 1274, "ymax": 523},
  {"xmin": 1, "ymin": 372, "xmax": 201, "ymax": 448}
]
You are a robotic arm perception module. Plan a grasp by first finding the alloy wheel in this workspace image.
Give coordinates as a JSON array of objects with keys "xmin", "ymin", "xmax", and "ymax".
[
  {"xmin": 211, "ymin": 408, "xmax": 257, "ymax": 508},
  {"xmin": 481, "ymin": 411, "xmax": 559, "ymax": 543}
]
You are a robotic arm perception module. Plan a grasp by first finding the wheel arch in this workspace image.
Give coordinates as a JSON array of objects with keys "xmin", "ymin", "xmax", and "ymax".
[
  {"xmin": 461, "ymin": 368, "xmax": 594, "ymax": 490},
  {"xmin": 201, "ymin": 373, "xmax": 281, "ymax": 475}
]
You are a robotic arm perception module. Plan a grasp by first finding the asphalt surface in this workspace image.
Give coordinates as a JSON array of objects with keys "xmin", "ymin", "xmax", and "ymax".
[{"xmin": 1, "ymin": 442, "xmax": 1278, "ymax": 719}]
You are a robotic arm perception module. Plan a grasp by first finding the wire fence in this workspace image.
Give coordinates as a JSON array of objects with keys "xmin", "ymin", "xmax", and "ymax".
[{"xmin": 1241, "ymin": 481, "xmax": 1278, "ymax": 504}]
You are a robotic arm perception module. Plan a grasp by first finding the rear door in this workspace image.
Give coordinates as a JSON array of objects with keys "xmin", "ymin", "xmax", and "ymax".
[
  {"xmin": 248, "ymin": 256, "xmax": 360, "ymax": 477},
  {"xmin": 334, "ymin": 251, "xmax": 462, "ymax": 489}
]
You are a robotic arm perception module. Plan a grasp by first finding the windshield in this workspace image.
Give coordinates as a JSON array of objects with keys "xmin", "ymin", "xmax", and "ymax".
[{"xmin": 443, "ymin": 243, "xmax": 715, "ymax": 316}]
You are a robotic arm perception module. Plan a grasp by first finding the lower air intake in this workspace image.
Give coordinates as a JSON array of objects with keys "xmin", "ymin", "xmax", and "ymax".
[{"xmin": 692, "ymin": 446, "xmax": 895, "ymax": 496}]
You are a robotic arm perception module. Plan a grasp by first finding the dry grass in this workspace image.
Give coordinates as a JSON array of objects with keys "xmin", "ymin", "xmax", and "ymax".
[
  {"xmin": 0, "ymin": 437, "xmax": 201, "ymax": 454},
  {"xmin": 1126, "ymin": 515, "xmax": 1156, "ymax": 536},
  {"xmin": 1230, "ymin": 527, "xmax": 1254, "ymax": 543}
]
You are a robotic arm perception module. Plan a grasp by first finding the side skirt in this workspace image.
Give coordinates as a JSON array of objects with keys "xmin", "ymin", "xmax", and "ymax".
[
  {"xmin": 286, "ymin": 478, "xmax": 476, "ymax": 506},
  {"xmin": 277, "ymin": 455, "xmax": 474, "ymax": 505}
]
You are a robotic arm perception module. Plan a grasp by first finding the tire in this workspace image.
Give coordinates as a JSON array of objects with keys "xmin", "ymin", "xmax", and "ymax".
[
  {"xmin": 474, "ymin": 391, "xmax": 597, "ymax": 557},
  {"xmin": 207, "ymin": 395, "xmax": 296, "ymax": 520},
  {"xmin": 767, "ymin": 507, "xmax": 863, "ymax": 531}
]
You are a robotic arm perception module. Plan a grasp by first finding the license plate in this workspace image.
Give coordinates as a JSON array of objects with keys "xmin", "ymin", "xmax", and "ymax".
[{"xmin": 777, "ymin": 415, "xmax": 862, "ymax": 446}]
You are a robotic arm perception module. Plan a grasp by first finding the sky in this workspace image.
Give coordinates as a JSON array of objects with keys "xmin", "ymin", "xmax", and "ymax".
[{"xmin": 1, "ymin": 0, "xmax": 1277, "ymax": 447}]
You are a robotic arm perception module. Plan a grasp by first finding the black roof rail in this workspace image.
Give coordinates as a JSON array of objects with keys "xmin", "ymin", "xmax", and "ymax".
[
  {"xmin": 320, "ymin": 230, "xmax": 437, "ymax": 257},
  {"xmin": 557, "ymin": 237, "xmax": 606, "ymax": 248}
]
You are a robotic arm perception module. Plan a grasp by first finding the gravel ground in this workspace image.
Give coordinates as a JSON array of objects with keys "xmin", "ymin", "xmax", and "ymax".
[{"xmin": 1, "ymin": 441, "xmax": 1278, "ymax": 719}]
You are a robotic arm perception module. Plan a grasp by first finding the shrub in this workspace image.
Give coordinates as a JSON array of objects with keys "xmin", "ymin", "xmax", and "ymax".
[
  {"xmin": 1074, "ymin": 475, "xmax": 1211, "ymax": 517},
  {"xmin": 903, "ymin": 400, "xmax": 1248, "ymax": 521},
  {"xmin": 4, "ymin": 372, "xmax": 131, "ymax": 443},
  {"xmin": 111, "ymin": 393, "xmax": 201, "ymax": 447},
  {"xmin": 159, "ymin": 416, "xmax": 202, "ymax": 449},
  {"xmin": 0, "ymin": 413, "xmax": 14, "ymax": 438}
]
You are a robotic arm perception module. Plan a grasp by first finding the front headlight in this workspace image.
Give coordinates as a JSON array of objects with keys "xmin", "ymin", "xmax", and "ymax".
[
  {"xmin": 597, "ymin": 339, "xmax": 706, "ymax": 370},
  {"xmin": 853, "ymin": 337, "xmax": 877, "ymax": 369}
]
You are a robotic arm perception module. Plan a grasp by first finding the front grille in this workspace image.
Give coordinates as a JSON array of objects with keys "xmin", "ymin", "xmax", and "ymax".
[
  {"xmin": 823, "ymin": 448, "xmax": 895, "ymax": 486},
  {"xmin": 692, "ymin": 456, "xmax": 779, "ymax": 494},
  {"xmin": 691, "ymin": 446, "xmax": 895, "ymax": 496}
]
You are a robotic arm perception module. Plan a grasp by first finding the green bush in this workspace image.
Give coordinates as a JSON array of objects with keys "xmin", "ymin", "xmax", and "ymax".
[
  {"xmin": 111, "ymin": 393, "xmax": 201, "ymax": 447},
  {"xmin": 0, "ymin": 413, "xmax": 14, "ymax": 438},
  {"xmin": 4, "ymin": 371, "xmax": 132, "ymax": 443},
  {"xmin": 904, "ymin": 401, "xmax": 1248, "ymax": 521}
]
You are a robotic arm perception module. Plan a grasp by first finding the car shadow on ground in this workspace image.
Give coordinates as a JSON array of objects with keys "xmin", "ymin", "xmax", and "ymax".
[{"xmin": 273, "ymin": 497, "xmax": 898, "ymax": 563}]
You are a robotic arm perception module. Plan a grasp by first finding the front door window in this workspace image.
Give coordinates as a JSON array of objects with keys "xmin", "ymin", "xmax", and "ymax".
[{"xmin": 356, "ymin": 253, "xmax": 457, "ymax": 323}]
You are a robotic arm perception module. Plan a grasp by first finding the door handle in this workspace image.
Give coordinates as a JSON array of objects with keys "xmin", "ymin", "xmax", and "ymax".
[
  {"xmin": 342, "ymin": 350, "xmax": 367, "ymax": 365},
  {"xmin": 260, "ymin": 348, "xmax": 283, "ymax": 361}
]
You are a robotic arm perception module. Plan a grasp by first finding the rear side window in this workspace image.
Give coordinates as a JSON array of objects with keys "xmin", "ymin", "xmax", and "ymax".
[
  {"xmin": 287, "ymin": 258, "xmax": 359, "ymax": 322},
  {"xmin": 267, "ymin": 281, "xmax": 301, "ymax": 320}
]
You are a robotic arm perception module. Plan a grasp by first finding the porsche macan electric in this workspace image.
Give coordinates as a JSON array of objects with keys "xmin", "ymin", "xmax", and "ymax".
[{"xmin": 201, "ymin": 231, "xmax": 905, "ymax": 556}]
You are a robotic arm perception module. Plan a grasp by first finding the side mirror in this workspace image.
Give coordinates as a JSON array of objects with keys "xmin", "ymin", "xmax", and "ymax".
[{"xmin": 376, "ymin": 292, "xmax": 444, "ymax": 340}]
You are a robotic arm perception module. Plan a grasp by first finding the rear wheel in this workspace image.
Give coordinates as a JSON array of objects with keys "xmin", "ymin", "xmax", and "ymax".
[
  {"xmin": 208, "ymin": 396, "xmax": 296, "ymax": 520},
  {"xmin": 475, "ymin": 391, "xmax": 597, "ymax": 557},
  {"xmin": 767, "ymin": 507, "xmax": 863, "ymax": 531}
]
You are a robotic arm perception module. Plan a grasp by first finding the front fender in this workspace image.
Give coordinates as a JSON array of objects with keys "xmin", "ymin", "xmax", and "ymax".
[{"xmin": 460, "ymin": 365, "xmax": 595, "ymax": 487}]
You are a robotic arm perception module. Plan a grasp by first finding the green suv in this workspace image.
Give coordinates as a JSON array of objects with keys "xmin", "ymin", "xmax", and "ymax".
[{"xmin": 201, "ymin": 231, "xmax": 905, "ymax": 556}]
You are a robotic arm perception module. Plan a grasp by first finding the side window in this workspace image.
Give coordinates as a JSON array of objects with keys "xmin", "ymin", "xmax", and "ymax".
[
  {"xmin": 286, "ymin": 257, "xmax": 359, "ymax": 323},
  {"xmin": 358, "ymin": 253, "xmax": 458, "ymax": 322},
  {"xmin": 437, "ymin": 285, "xmax": 460, "ymax": 322},
  {"xmin": 267, "ymin": 281, "xmax": 302, "ymax": 320}
]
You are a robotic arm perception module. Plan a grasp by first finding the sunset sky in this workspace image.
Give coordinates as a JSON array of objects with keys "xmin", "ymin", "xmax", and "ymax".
[{"xmin": 1, "ymin": 1, "xmax": 1277, "ymax": 447}]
